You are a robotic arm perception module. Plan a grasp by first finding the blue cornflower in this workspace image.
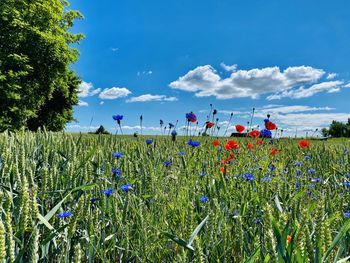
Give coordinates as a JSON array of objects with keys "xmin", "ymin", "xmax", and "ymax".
[
  {"xmin": 253, "ymin": 218, "xmax": 260, "ymax": 224},
  {"xmin": 199, "ymin": 195, "xmax": 209, "ymax": 203},
  {"xmin": 164, "ymin": 161, "xmax": 172, "ymax": 166},
  {"xmin": 261, "ymin": 129, "xmax": 272, "ymax": 138},
  {"xmin": 218, "ymin": 147, "xmax": 223, "ymax": 152},
  {"xmin": 264, "ymin": 118, "xmax": 270, "ymax": 123},
  {"xmin": 169, "ymin": 123, "xmax": 175, "ymax": 129},
  {"xmin": 90, "ymin": 198, "xmax": 97, "ymax": 204},
  {"xmin": 295, "ymin": 161, "xmax": 302, "ymax": 167},
  {"xmin": 244, "ymin": 173, "xmax": 255, "ymax": 181},
  {"xmin": 112, "ymin": 115, "xmax": 123, "ymax": 121},
  {"xmin": 186, "ymin": 112, "xmax": 197, "ymax": 122},
  {"xmin": 171, "ymin": 130, "xmax": 177, "ymax": 136},
  {"xmin": 344, "ymin": 182, "xmax": 350, "ymax": 187},
  {"xmin": 344, "ymin": 212, "xmax": 350, "ymax": 218},
  {"xmin": 113, "ymin": 152, "xmax": 123, "ymax": 159},
  {"xmin": 263, "ymin": 176, "xmax": 271, "ymax": 182},
  {"xmin": 120, "ymin": 184, "xmax": 133, "ymax": 192},
  {"xmin": 345, "ymin": 173, "xmax": 350, "ymax": 177},
  {"xmin": 187, "ymin": 139, "xmax": 200, "ymax": 147},
  {"xmin": 296, "ymin": 182, "xmax": 300, "ymax": 189},
  {"xmin": 112, "ymin": 168, "xmax": 122, "ymax": 176},
  {"xmin": 308, "ymin": 169, "xmax": 316, "ymax": 174},
  {"xmin": 102, "ymin": 188, "xmax": 114, "ymax": 197},
  {"xmin": 199, "ymin": 172, "xmax": 206, "ymax": 177},
  {"xmin": 304, "ymin": 155, "xmax": 311, "ymax": 161},
  {"xmin": 311, "ymin": 178, "xmax": 321, "ymax": 183},
  {"xmin": 268, "ymin": 164, "xmax": 276, "ymax": 171},
  {"xmin": 146, "ymin": 139, "xmax": 153, "ymax": 145},
  {"xmin": 178, "ymin": 151, "xmax": 186, "ymax": 156},
  {"xmin": 295, "ymin": 170, "xmax": 302, "ymax": 176},
  {"xmin": 57, "ymin": 211, "xmax": 72, "ymax": 219}
]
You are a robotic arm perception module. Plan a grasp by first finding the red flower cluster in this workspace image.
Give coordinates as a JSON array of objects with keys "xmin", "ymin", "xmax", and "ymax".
[
  {"xmin": 213, "ymin": 140, "xmax": 220, "ymax": 147},
  {"xmin": 206, "ymin": 121, "xmax": 214, "ymax": 129},
  {"xmin": 235, "ymin": 124, "xmax": 245, "ymax": 133},
  {"xmin": 249, "ymin": 130, "xmax": 261, "ymax": 138},
  {"xmin": 299, "ymin": 139, "xmax": 310, "ymax": 149},
  {"xmin": 270, "ymin": 148, "xmax": 279, "ymax": 155},
  {"xmin": 225, "ymin": 140, "xmax": 239, "ymax": 150},
  {"xmin": 265, "ymin": 121, "xmax": 277, "ymax": 130},
  {"xmin": 247, "ymin": 143, "xmax": 254, "ymax": 150}
]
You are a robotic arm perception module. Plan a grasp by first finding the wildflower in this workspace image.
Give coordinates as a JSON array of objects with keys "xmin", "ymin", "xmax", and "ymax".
[
  {"xmin": 199, "ymin": 172, "xmax": 206, "ymax": 177},
  {"xmin": 113, "ymin": 152, "xmax": 123, "ymax": 159},
  {"xmin": 160, "ymin": 119, "xmax": 164, "ymax": 126},
  {"xmin": 253, "ymin": 218, "xmax": 260, "ymax": 224},
  {"xmin": 286, "ymin": 235, "xmax": 292, "ymax": 245},
  {"xmin": 112, "ymin": 168, "xmax": 122, "ymax": 176},
  {"xmin": 220, "ymin": 167, "xmax": 225, "ymax": 173},
  {"xmin": 263, "ymin": 176, "xmax": 271, "ymax": 182},
  {"xmin": 235, "ymin": 124, "xmax": 245, "ymax": 133},
  {"xmin": 270, "ymin": 148, "xmax": 279, "ymax": 155},
  {"xmin": 90, "ymin": 198, "xmax": 97, "ymax": 204},
  {"xmin": 146, "ymin": 139, "xmax": 153, "ymax": 145},
  {"xmin": 295, "ymin": 161, "xmax": 302, "ymax": 167},
  {"xmin": 345, "ymin": 173, "xmax": 350, "ymax": 177},
  {"xmin": 244, "ymin": 173, "xmax": 254, "ymax": 181},
  {"xmin": 256, "ymin": 139, "xmax": 264, "ymax": 146},
  {"xmin": 344, "ymin": 212, "xmax": 350, "ymax": 218},
  {"xmin": 178, "ymin": 151, "xmax": 186, "ymax": 156},
  {"xmin": 228, "ymin": 140, "xmax": 239, "ymax": 149},
  {"xmin": 308, "ymin": 169, "xmax": 316, "ymax": 174},
  {"xmin": 57, "ymin": 211, "xmax": 72, "ymax": 219},
  {"xmin": 299, "ymin": 139, "xmax": 310, "ymax": 149},
  {"xmin": 120, "ymin": 184, "xmax": 133, "ymax": 192},
  {"xmin": 304, "ymin": 155, "xmax": 311, "ymax": 161},
  {"xmin": 187, "ymin": 139, "xmax": 200, "ymax": 147},
  {"xmin": 343, "ymin": 182, "xmax": 350, "ymax": 187},
  {"xmin": 199, "ymin": 195, "xmax": 209, "ymax": 203},
  {"xmin": 247, "ymin": 143, "xmax": 254, "ymax": 150},
  {"xmin": 171, "ymin": 130, "xmax": 177, "ymax": 136},
  {"xmin": 102, "ymin": 189, "xmax": 114, "ymax": 197},
  {"xmin": 164, "ymin": 161, "xmax": 172, "ymax": 166},
  {"xmin": 112, "ymin": 115, "xmax": 123, "ymax": 121},
  {"xmin": 249, "ymin": 130, "xmax": 261, "ymax": 138},
  {"xmin": 213, "ymin": 140, "xmax": 220, "ymax": 147},
  {"xmin": 264, "ymin": 118, "xmax": 270, "ymax": 123},
  {"xmin": 169, "ymin": 123, "xmax": 175, "ymax": 129},
  {"xmin": 295, "ymin": 170, "xmax": 302, "ymax": 176},
  {"xmin": 311, "ymin": 178, "xmax": 321, "ymax": 183},
  {"xmin": 295, "ymin": 182, "xmax": 300, "ymax": 189},
  {"xmin": 206, "ymin": 121, "xmax": 214, "ymax": 128},
  {"xmin": 268, "ymin": 164, "xmax": 276, "ymax": 171},
  {"xmin": 186, "ymin": 112, "xmax": 197, "ymax": 123},
  {"xmin": 265, "ymin": 121, "xmax": 277, "ymax": 130},
  {"xmin": 261, "ymin": 129, "xmax": 272, "ymax": 138}
]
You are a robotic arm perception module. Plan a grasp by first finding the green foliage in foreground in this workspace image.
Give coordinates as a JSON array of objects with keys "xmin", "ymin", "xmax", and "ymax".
[{"xmin": 0, "ymin": 132, "xmax": 350, "ymax": 262}]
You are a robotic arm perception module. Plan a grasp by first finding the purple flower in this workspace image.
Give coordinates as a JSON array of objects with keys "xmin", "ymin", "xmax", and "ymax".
[
  {"xmin": 186, "ymin": 112, "xmax": 197, "ymax": 122},
  {"xmin": 187, "ymin": 139, "xmax": 200, "ymax": 147},
  {"xmin": 113, "ymin": 152, "xmax": 123, "ymax": 159},
  {"xmin": 146, "ymin": 139, "xmax": 153, "ymax": 145},
  {"xmin": 244, "ymin": 173, "xmax": 254, "ymax": 181},
  {"xmin": 58, "ymin": 211, "xmax": 72, "ymax": 219}
]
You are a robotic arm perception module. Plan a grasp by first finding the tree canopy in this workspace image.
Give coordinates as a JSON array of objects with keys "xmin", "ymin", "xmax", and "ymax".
[
  {"xmin": 0, "ymin": 0, "xmax": 84, "ymax": 131},
  {"xmin": 322, "ymin": 119, "xmax": 350, "ymax": 137}
]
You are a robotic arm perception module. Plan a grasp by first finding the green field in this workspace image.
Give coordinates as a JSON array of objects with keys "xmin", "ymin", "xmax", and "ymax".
[{"xmin": 0, "ymin": 131, "xmax": 349, "ymax": 262}]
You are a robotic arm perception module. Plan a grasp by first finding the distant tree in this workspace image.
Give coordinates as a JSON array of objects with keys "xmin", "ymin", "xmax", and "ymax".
[
  {"xmin": 0, "ymin": 0, "xmax": 84, "ymax": 132},
  {"xmin": 92, "ymin": 125, "xmax": 110, "ymax": 135},
  {"xmin": 325, "ymin": 119, "xmax": 350, "ymax": 137}
]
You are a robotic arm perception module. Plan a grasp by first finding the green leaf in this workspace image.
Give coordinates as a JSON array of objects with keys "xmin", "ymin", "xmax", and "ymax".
[
  {"xmin": 245, "ymin": 247, "xmax": 261, "ymax": 263},
  {"xmin": 336, "ymin": 256, "xmax": 350, "ymax": 263},
  {"xmin": 275, "ymin": 195, "xmax": 283, "ymax": 213},
  {"xmin": 187, "ymin": 215, "xmax": 209, "ymax": 246},
  {"xmin": 163, "ymin": 232, "xmax": 194, "ymax": 251},
  {"xmin": 322, "ymin": 219, "xmax": 350, "ymax": 262},
  {"xmin": 37, "ymin": 213, "xmax": 55, "ymax": 230}
]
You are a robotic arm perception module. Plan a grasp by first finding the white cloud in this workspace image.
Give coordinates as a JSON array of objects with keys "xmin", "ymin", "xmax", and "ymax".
[
  {"xmin": 169, "ymin": 65, "xmax": 331, "ymax": 100},
  {"xmin": 66, "ymin": 124, "xmax": 100, "ymax": 130},
  {"xmin": 111, "ymin": 47, "xmax": 119, "ymax": 52},
  {"xmin": 344, "ymin": 83, "xmax": 350, "ymax": 88},
  {"xmin": 78, "ymin": 81, "xmax": 101, "ymax": 98},
  {"xmin": 326, "ymin": 73, "xmax": 337, "ymax": 80},
  {"xmin": 78, "ymin": 100, "xmax": 88, "ymax": 107},
  {"xmin": 220, "ymin": 62, "xmax": 237, "ymax": 72},
  {"xmin": 267, "ymin": 81, "xmax": 343, "ymax": 100},
  {"xmin": 98, "ymin": 87, "xmax": 132, "ymax": 100},
  {"xmin": 137, "ymin": 71, "xmax": 153, "ymax": 76},
  {"xmin": 126, "ymin": 94, "xmax": 178, "ymax": 103}
]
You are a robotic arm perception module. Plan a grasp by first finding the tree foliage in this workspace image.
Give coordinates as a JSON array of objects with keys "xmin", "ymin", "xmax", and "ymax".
[
  {"xmin": 0, "ymin": 0, "xmax": 84, "ymax": 131},
  {"xmin": 322, "ymin": 119, "xmax": 350, "ymax": 137}
]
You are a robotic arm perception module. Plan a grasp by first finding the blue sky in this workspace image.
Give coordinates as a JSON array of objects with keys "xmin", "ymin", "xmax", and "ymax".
[{"xmin": 66, "ymin": 0, "xmax": 350, "ymax": 136}]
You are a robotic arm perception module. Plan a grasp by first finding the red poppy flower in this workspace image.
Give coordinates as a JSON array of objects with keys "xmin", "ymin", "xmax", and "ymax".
[
  {"xmin": 224, "ymin": 143, "xmax": 231, "ymax": 151},
  {"xmin": 220, "ymin": 167, "xmax": 225, "ymax": 173},
  {"xmin": 249, "ymin": 130, "xmax": 261, "ymax": 138},
  {"xmin": 270, "ymin": 148, "xmax": 279, "ymax": 155},
  {"xmin": 265, "ymin": 121, "xmax": 277, "ymax": 130},
  {"xmin": 256, "ymin": 139, "xmax": 264, "ymax": 146},
  {"xmin": 213, "ymin": 140, "xmax": 220, "ymax": 147},
  {"xmin": 299, "ymin": 139, "xmax": 310, "ymax": 149},
  {"xmin": 286, "ymin": 235, "xmax": 292, "ymax": 245},
  {"xmin": 227, "ymin": 153, "xmax": 235, "ymax": 162},
  {"xmin": 235, "ymin": 124, "xmax": 245, "ymax": 133},
  {"xmin": 227, "ymin": 140, "xmax": 239, "ymax": 149},
  {"xmin": 247, "ymin": 143, "xmax": 254, "ymax": 150},
  {"xmin": 206, "ymin": 121, "xmax": 214, "ymax": 128}
]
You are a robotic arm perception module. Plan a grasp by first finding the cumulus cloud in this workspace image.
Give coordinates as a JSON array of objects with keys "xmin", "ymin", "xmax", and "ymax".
[
  {"xmin": 220, "ymin": 62, "xmax": 237, "ymax": 72},
  {"xmin": 326, "ymin": 73, "xmax": 337, "ymax": 80},
  {"xmin": 126, "ymin": 94, "xmax": 178, "ymax": 103},
  {"xmin": 78, "ymin": 100, "xmax": 88, "ymax": 107},
  {"xmin": 267, "ymin": 81, "xmax": 343, "ymax": 100},
  {"xmin": 98, "ymin": 87, "xmax": 132, "ymax": 100},
  {"xmin": 78, "ymin": 81, "xmax": 101, "ymax": 98},
  {"xmin": 169, "ymin": 65, "xmax": 339, "ymax": 100}
]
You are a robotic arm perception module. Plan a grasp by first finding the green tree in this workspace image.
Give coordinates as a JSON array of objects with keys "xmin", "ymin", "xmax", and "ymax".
[
  {"xmin": 0, "ymin": 0, "xmax": 84, "ymax": 132},
  {"xmin": 326, "ymin": 120, "xmax": 350, "ymax": 137}
]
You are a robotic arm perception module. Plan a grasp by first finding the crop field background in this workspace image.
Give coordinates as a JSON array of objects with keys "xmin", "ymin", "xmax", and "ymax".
[{"xmin": 0, "ymin": 131, "xmax": 349, "ymax": 262}]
